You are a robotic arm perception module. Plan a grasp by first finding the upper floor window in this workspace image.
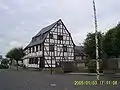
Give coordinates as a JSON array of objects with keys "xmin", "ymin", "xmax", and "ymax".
[
  {"xmin": 39, "ymin": 44, "xmax": 42, "ymax": 51},
  {"xmin": 32, "ymin": 47, "xmax": 34, "ymax": 52},
  {"xmin": 63, "ymin": 45, "xmax": 67, "ymax": 52},
  {"xmin": 49, "ymin": 34, "xmax": 53, "ymax": 39},
  {"xmin": 29, "ymin": 47, "xmax": 31, "ymax": 53},
  {"xmin": 57, "ymin": 35, "xmax": 63, "ymax": 40},
  {"xmin": 49, "ymin": 44, "xmax": 54, "ymax": 52},
  {"xmin": 36, "ymin": 45, "xmax": 38, "ymax": 52},
  {"xmin": 26, "ymin": 49, "xmax": 28, "ymax": 54}
]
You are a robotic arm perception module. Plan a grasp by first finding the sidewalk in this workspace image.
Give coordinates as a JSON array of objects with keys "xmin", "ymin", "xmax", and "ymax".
[{"xmin": 67, "ymin": 72, "xmax": 120, "ymax": 76}]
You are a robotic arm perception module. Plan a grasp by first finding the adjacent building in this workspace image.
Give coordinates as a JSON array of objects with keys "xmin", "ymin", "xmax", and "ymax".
[
  {"xmin": 0, "ymin": 55, "xmax": 2, "ymax": 64},
  {"xmin": 75, "ymin": 46, "xmax": 88, "ymax": 67},
  {"xmin": 23, "ymin": 19, "xmax": 75, "ymax": 68}
]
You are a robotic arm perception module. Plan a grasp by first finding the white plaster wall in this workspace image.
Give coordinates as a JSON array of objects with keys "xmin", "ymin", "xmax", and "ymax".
[{"xmin": 23, "ymin": 59, "xmax": 39, "ymax": 68}]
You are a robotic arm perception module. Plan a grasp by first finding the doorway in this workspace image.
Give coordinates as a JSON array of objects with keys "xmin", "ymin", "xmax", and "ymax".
[{"xmin": 39, "ymin": 57, "xmax": 45, "ymax": 68}]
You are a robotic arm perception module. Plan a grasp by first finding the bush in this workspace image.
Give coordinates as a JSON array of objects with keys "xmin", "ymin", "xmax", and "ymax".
[
  {"xmin": 88, "ymin": 59, "xmax": 103, "ymax": 73},
  {"xmin": 53, "ymin": 68, "xmax": 64, "ymax": 74},
  {"xmin": 88, "ymin": 60, "xmax": 96, "ymax": 73},
  {"xmin": 23, "ymin": 64, "xmax": 27, "ymax": 69},
  {"xmin": 0, "ymin": 64, "xmax": 9, "ymax": 69},
  {"xmin": 1, "ymin": 59, "xmax": 9, "ymax": 65},
  {"xmin": 72, "ymin": 64, "xmax": 80, "ymax": 72}
]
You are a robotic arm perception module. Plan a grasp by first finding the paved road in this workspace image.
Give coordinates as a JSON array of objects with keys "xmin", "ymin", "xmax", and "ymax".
[{"xmin": 0, "ymin": 69, "xmax": 120, "ymax": 90}]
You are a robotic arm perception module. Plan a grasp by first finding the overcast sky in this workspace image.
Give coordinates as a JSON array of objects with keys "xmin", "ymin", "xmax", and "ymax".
[{"xmin": 0, "ymin": 0, "xmax": 120, "ymax": 57}]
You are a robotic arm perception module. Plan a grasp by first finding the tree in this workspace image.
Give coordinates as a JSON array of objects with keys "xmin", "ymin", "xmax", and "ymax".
[
  {"xmin": 84, "ymin": 32, "xmax": 104, "ymax": 59},
  {"xmin": 103, "ymin": 23, "xmax": 120, "ymax": 58},
  {"xmin": 6, "ymin": 47, "xmax": 25, "ymax": 70},
  {"xmin": 0, "ymin": 58, "xmax": 9, "ymax": 69},
  {"xmin": 6, "ymin": 50, "xmax": 14, "ymax": 67},
  {"xmin": 1, "ymin": 58, "xmax": 9, "ymax": 65}
]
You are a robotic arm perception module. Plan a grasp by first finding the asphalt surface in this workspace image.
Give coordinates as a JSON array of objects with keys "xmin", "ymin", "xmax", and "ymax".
[{"xmin": 0, "ymin": 69, "xmax": 120, "ymax": 90}]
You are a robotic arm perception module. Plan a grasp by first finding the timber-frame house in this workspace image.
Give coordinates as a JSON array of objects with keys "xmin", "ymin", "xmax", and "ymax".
[{"xmin": 23, "ymin": 19, "xmax": 75, "ymax": 68}]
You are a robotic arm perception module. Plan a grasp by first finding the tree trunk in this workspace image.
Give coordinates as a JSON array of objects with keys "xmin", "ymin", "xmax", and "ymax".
[{"xmin": 9, "ymin": 59, "xmax": 12, "ymax": 68}]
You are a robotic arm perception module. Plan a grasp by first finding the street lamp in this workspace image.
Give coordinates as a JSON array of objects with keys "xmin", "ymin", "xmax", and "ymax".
[{"xmin": 93, "ymin": 0, "xmax": 100, "ymax": 80}]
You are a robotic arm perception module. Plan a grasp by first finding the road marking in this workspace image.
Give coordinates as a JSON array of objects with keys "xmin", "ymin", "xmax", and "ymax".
[{"xmin": 50, "ymin": 84, "xmax": 56, "ymax": 87}]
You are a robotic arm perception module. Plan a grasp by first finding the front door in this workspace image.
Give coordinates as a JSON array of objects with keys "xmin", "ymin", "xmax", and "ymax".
[{"xmin": 39, "ymin": 57, "xmax": 45, "ymax": 68}]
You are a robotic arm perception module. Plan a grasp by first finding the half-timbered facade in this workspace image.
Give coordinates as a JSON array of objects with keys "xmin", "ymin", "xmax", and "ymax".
[
  {"xmin": 75, "ymin": 46, "xmax": 88, "ymax": 68},
  {"xmin": 23, "ymin": 19, "xmax": 75, "ymax": 68}
]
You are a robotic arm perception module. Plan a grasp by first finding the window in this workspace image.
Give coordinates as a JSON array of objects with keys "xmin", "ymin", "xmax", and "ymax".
[
  {"xmin": 26, "ymin": 49, "xmax": 28, "ymax": 54},
  {"xmin": 29, "ymin": 58, "xmax": 38, "ymax": 64},
  {"xmin": 36, "ymin": 45, "xmax": 38, "ymax": 52},
  {"xmin": 57, "ymin": 35, "xmax": 63, "ymax": 40},
  {"xmin": 63, "ymin": 45, "xmax": 67, "ymax": 52},
  {"xmin": 32, "ymin": 47, "xmax": 34, "ymax": 52},
  {"xmin": 49, "ymin": 34, "xmax": 53, "ymax": 39},
  {"xmin": 38, "ymin": 44, "xmax": 41, "ymax": 51},
  {"xmin": 35, "ymin": 58, "xmax": 38, "ymax": 64},
  {"xmin": 29, "ymin": 47, "xmax": 31, "ymax": 53},
  {"xmin": 57, "ymin": 22, "xmax": 61, "ymax": 26},
  {"xmin": 40, "ymin": 44, "xmax": 41, "ymax": 51},
  {"xmin": 29, "ymin": 58, "xmax": 32, "ymax": 64},
  {"xmin": 49, "ymin": 44, "xmax": 54, "ymax": 52}
]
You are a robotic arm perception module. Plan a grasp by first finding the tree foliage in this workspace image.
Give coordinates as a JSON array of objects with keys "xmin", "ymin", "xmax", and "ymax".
[
  {"xmin": 103, "ymin": 23, "xmax": 120, "ymax": 58},
  {"xmin": 84, "ymin": 32, "xmax": 104, "ymax": 59},
  {"xmin": 6, "ymin": 47, "xmax": 25, "ymax": 70},
  {"xmin": 1, "ymin": 58, "xmax": 9, "ymax": 65}
]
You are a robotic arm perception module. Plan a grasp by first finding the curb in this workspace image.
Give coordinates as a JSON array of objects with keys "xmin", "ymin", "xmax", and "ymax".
[
  {"xmin": 67, "ymin": 73, "xmax": 120, "ymax": 76},
  {"xmin": 67, "ymin": 73, "xmax": 104, "ymax": 76}
]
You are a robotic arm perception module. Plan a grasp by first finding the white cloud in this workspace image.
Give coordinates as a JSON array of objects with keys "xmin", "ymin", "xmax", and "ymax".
[
  {"xmin": 0, "ymin": 0, "xmax": 120, "ymax": 56},
  {"xmin": 0, "ymin": 4, "xmax": 9, "ymax": 10},
  {"xmin": 9, "ymin": 41, "xmax": 22, "ymax": 48}
]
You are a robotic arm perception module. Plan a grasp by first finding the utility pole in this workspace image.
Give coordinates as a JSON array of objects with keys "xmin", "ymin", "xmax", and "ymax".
[
  {"xmin": 93, "ymin": 0, "xmax": 100, "ymax": 80},
  {"xmin": 51, "ymin": 54, "xmax": 52, "ymax": 74}
]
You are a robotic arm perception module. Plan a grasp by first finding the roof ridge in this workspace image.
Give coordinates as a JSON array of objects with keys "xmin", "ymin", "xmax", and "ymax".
[
  {"xmin": 34, "ymin": 19, "xmax": 62, "ymax": 37},
  {"xmin": 24, "ymin": 19, "xmax": 63, "ymax": 49}
]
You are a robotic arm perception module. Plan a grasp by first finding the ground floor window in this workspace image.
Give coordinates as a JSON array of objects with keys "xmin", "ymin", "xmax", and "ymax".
[{"xmin": 29, "ymin": 58, "xmax": 38, "ymax": 64}]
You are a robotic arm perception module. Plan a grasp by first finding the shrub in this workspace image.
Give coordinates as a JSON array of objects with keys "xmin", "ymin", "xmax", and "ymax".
[
  {"xmin": 23, "ymin": 64, "xmax": 27, "ymax": 69},
  {"xmin": 88, "ymin": 59, "xmax": 103, "ymax": 73},
  {"xmin": 53, "ymin": 68, "xmax": 64, "ymax": 74},
  {"xmin": 0, "ymin": 64, "xmax": 9, "ymax": 69},
  {"xmin": 88, "ymin": 60, "xmax": 96, "ymax": 73}
]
